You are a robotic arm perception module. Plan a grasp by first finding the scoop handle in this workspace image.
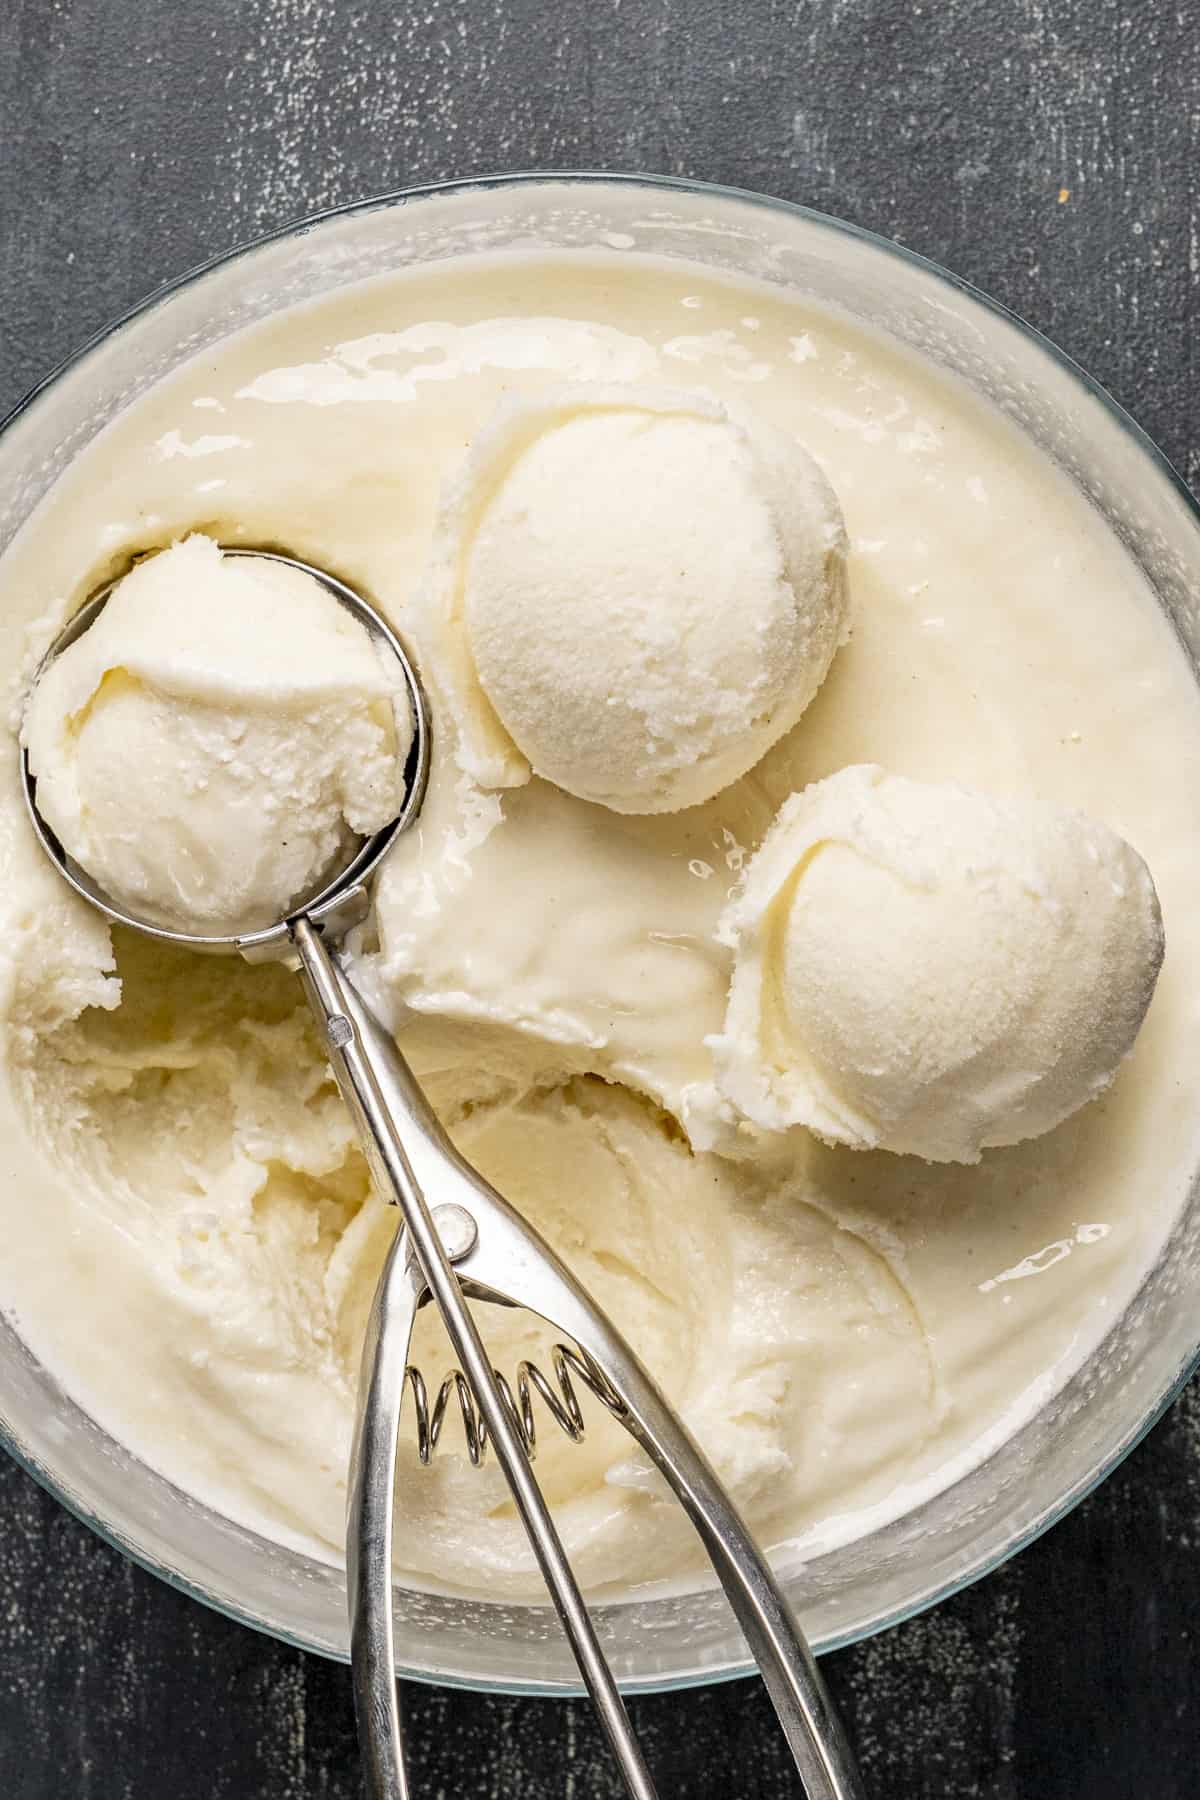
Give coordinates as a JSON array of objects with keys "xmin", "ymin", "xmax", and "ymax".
[
  {"xmin": 290, "ymin": 916, "xmax": 660, "ymax": 1800},
  {"xmin": 346, "ymin": 1217, "xmax": 420, "ymax": 1800},
  {"xmin": 301, "ymin": 940, "xmax": 867, "ymax": 1800}
]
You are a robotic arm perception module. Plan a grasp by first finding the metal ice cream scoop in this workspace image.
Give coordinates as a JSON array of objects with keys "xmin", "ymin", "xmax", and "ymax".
[{"xmin": 20, "ymin": 547, "xmax": 866, "ymax": 1800}]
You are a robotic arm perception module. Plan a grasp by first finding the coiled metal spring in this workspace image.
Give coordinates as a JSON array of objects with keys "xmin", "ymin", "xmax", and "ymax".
[{"xmin": 403, "ymin": 1343, "xmax": 626, "ymax": 1466}]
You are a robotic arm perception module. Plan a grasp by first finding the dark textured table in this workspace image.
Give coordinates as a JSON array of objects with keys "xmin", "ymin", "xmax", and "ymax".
[{"xmin": 2, "ymin": 3, "xmax": 1198, "ymax": 1795}]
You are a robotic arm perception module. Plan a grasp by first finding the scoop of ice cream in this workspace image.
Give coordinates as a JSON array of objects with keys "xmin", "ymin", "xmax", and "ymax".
[
  {"xmin": 22, "ymin": 536, "xmax": 411, "ymax": 936},
  {"xmin": 710, "ymin": 764, "xmax": 1164, "ymax": 1163},
  {"xmin": 428, "ymin": 385, "xmax": 848, "ymax": 813}
]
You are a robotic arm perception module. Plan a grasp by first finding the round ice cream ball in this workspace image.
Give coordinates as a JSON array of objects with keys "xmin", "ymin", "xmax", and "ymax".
[
  {"xmin": 433, "ymin": 385, "xmax": 848, "ymax": 814},
  {"xmin": 710, "ymin": 764, "xmax": 1165, "ymax": 1163},
  {"xmin": 22, "ymin": 536, "xmax": 412, "ymax": 936}
]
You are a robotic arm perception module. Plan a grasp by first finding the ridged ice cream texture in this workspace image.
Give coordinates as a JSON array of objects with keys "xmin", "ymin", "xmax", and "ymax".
[
  {"xmin": 428, "ymin": 384, "xmax": 850, "ymax": 814},
  {"xmin": 21, "ymin": 536, "xmax": 412, "ymax": 936},
  {"xmin": 711, "ymin": 765, "xmax": 1165, "ymax": 1164}
]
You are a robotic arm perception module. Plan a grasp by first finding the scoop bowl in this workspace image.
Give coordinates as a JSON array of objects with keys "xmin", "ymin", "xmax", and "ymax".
[{"xmin": 19, "ymin": 547, "xmax": 431, "ymax": 957}]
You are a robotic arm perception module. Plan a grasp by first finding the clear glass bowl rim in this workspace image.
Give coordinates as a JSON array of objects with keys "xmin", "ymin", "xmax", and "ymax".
[{"xmin": 2, "ymin": 168, "xmax": 1198, "ymax": 1697}]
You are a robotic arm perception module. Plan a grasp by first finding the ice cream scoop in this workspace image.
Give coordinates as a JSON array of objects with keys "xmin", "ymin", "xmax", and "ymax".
[
  {"xmin": 18, "ymin": 555, "xmax": 862, "ymax": 1800},
  {"xmin": 428, "ymin": 385, "xmax": 849, "ymax": 813},
  {"xmin": 711, "ymin": 764, "xmax": 1165, "ymax": 1163},
  {"xmin": 21, "ymin": 537, "xmax": 412, "ymax": 937}
]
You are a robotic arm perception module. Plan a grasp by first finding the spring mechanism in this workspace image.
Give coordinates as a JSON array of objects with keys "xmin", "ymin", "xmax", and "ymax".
[{"xmin": 402, "ymin": 1343, "xmax": 626, "ymax": 1467}]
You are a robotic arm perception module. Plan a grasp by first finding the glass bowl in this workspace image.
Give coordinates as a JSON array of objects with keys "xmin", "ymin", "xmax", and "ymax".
[{"xmin": 1, "ymin": 173, "xmax": 1198, "ymax": 1696}]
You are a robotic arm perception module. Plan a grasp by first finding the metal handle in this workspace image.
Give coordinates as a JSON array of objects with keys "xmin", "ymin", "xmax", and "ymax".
[
  {"xmin": 314, "ymin": 951, "xmax": 866, "ymax": 1800},
  {"xmin": 600, "ymin": 1362, "xmax": 864, "ymax": 1798},
  {"xmin": 346, "ymin": 1218, "xmax": 420, "ymax": 1800},
  {"xmin": 291, "ymin": 917, "xmax": 659, "ymax": 1800}
]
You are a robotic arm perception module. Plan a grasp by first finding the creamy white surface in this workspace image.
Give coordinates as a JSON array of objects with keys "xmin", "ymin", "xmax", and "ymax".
[
  {"xmin": 1, "ymin": 252, "xmax": 1199, "ymax": 1598},
  {"xmin": 435, "ymin": 383, "xmax": 848, "ymax": 813},
  {"xmin": 21, "ymin": 535, "xmax": 410, "ymax": 934},
  {"xmin": 710, "ymin": 764, "xmax": 1165, "ymax": 1162}
]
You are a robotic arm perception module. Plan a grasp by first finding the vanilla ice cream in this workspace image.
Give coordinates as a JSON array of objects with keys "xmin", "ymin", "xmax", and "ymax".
[
  {"xmin": 711, "ymin": 765, "xmax": 1165, "ymax": 1163},
  {"xmin": 0, "ymin": 251, "xmax": 1198, "ymax": 1608},
  {"xmin": 427, "ymin": 385, "xmax": 848, "ymax": 812},
  {"xmin": 21, "ymin": 536, "xmax": 411, "ymax": 935}
]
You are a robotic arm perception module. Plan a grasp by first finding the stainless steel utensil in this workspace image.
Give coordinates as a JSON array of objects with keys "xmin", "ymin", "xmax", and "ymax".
[{"xmin": 20, "ymin": 548, "xmax": 865, "ymax": 1800}]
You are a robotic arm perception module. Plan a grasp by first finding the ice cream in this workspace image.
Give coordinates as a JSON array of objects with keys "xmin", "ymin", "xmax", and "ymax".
[
  {"xmin": 711, "ymin": 765, "xmax": 1165, "ymax": 1163},
  {"xmin": 21, "ymin": 536, "xmax": 411, "ymax": 936},
  {"xmin": 0, "ymin": 250, "xmax": 1198, "ymax": 1607},
  {"xmin": 428, "ymin": 385, "xmax": 848, "ymax": 813}
]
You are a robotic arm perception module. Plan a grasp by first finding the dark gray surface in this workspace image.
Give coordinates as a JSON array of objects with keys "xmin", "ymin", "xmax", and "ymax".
[{"xmin": 1, "ymin": 2, "xmax": 1198, "ymax": 1796}]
